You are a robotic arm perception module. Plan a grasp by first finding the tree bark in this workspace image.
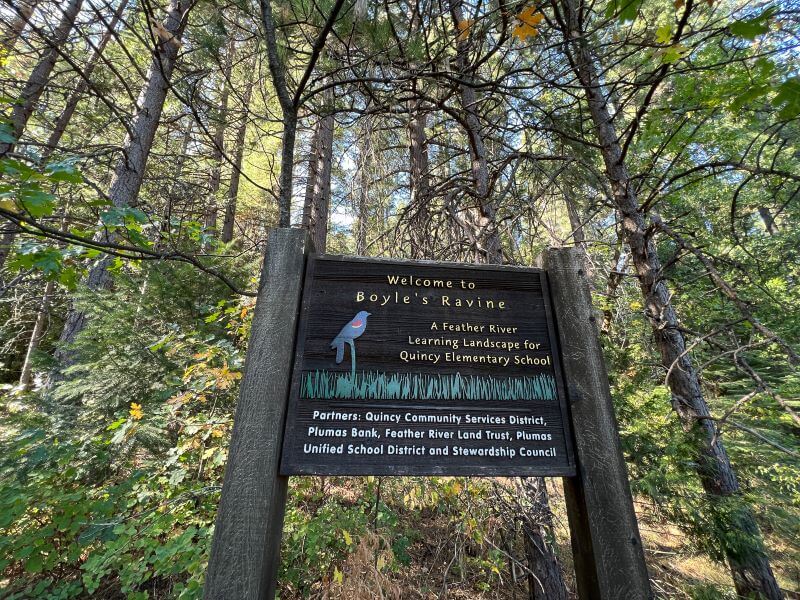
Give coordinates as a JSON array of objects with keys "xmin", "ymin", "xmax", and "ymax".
[
  {"xmin": 406, "ymin": 90, "xmax": 432, "ymax": 258},
  {"xmin": 557, "ymin": 0, "xmax": 783, "ymax": 595},
  {"xmin": 354, "ymin": 114, "xmax": 372, "ymax": 255},
  {"xmin": 221, "ymin": 56, "xmax": 256, "ymax": 244},
  {"xmin": 18, "ymin": 278, "xmax": 55, "ymax": 390},
  {"xmin": 0, "ymin": 226, "xmax": 19, "ymax": 273},
  {"xmin": 758, "ymin": 207, "xmax": 778, "ymax": 235},
  {"xmin": 449, "ymin": 0, "xmax": 502, "ymax": 264},
  {"xmin": 302, "ymin": 96, "xmax": 334, "ymax": 251},
  {"xmin": 1, "ymin": 0, "xmax": 39, "ymax": 55},
  {"xmin": 258, "ymin": 0, "xmax": 297, "ymax": 227},
  {"xmin": 205, "ymin": 32, "xmax": 236, "ymax": 233},
  {"xmin": 0, "ymin": 0, "xmax": 83, "ymax": 158},
  {"xmin": 518, "ymin": 478, "xmax": 567, "ymax": 600},
  {"xmin": 0, "ymin": 0, "xmax": 82, "ymax": 272},
  {"xmin": 53, "ymin": 0, "xmax": 192, "ymax": 370},
  {"xmin": 257, "ymin": 0, "xmax": 346, "ymax": 227},
  {"xmin": 42, "ymin": 0, "xmax": 129, "ymax": 162},
  {"xmin": 563, "ymin": 185, "xmax": 586, "ymax": 247}
]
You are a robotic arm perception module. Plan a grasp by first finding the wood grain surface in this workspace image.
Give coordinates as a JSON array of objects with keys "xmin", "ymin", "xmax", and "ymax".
[
  {"xmin": 204, "ymin": 229, "xmax": 309, "ymax": 600},
  {"xmin": 545, "ymin": 247, "xmax": 652, "ymax": 600}
]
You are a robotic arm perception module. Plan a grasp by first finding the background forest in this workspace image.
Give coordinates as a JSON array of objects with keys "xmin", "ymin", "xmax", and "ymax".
[{"xmin": 0, "ymin": 0, "xmax": 798, "ymax": 597}]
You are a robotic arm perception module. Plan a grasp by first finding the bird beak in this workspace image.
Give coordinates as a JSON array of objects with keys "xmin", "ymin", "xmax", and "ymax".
[{"xmin": 366, "ymin": 312, "xmax": 372, "ymax": 316}]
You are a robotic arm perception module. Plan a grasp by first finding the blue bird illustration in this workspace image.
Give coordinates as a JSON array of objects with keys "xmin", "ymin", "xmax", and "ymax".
[{"xmin": 331, "ymin": 311, "xmax": 371, "ymax": 367}]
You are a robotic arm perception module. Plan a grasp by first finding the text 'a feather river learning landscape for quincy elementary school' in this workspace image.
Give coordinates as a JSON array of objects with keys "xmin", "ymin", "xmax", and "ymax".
[{"xmin": 280, "ymin": 256, "xmax": 575, "ymax": 477}]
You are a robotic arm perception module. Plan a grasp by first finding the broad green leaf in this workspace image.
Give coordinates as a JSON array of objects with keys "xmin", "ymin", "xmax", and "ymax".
[
  {"xmin": 100, "ymin": 206, "xmax": 148, "ymax": 227},
  {"xmin": 0, "ymin": 122, "xmax": 15, "ymax": 144},
  {"xmin": 730, "ymin": 84, "xmax": 770, "ymax": 111},
  {"xmin": 729, "ymin": 7, "xmax": 775, "ymax": 40},
  {"xmin": 605, "ymin": 0, "xmax": 645, "ymax": 22},
  {"xmin": 773, "ymin": 77, "xmax": 800, "ymax": 119},
  {"xmin": 1, "ymin": 158, "xmax": 37, "ymax": 179},
  {"xmin": 661, "ymin": 43, "xmax": 689, "ymax": 64},
  {"xmin": 45, "ymin": 161, "xmax": 83, "ymax": 184},
  {"xmin": 18, "ymin": 185, "xmax": 56, "ymax": 217},
  {"xmin": 58, "ymin": 267, "xmax": 79, "ymax": 290},
  {"xmin": 655, "ymin": 24, "xmax": 672, "ymax": 44},
  {"xmin": 107, "ymin": 417, "xmax": 127, "ymax": 431},
  {"xmin": 25, "ymin": 553, "xmax": 43, "ymax": 574}
]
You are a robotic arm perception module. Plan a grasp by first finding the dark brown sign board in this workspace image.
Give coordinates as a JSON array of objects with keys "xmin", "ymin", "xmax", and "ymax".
[{"xmin": 280, "ymin": 255, "xmax": 575, "ymax": 477}]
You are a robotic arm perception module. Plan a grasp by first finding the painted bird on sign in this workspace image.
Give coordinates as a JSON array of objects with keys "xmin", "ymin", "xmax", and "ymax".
[{"xmin": 331, "ymin": 311, "xmax": 371, "ymax": 365}]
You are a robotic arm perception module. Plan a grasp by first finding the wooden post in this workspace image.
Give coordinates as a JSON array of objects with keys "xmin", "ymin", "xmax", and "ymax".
[
  {"xmin": 545, "ymin": 247, "xmax": 652, "ymax": 600},
  {"xmin": 204, "ymin": 228, "xmax": 309, "ymax": 599}
]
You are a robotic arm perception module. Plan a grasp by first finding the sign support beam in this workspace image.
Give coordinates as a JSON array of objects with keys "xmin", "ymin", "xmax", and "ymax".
[
  {"xmin": 545, "ymin": 247, "xmax": 652, "ymax": 599},
  {"xmin": 204, "ymin": 228, "xmax": 309, "ymax": 600}
]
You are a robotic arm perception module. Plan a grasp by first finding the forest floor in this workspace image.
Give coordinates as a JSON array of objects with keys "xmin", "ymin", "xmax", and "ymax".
[{"xmin": 311, "ymin": 479, "xmax": 800, "ymax": 600}]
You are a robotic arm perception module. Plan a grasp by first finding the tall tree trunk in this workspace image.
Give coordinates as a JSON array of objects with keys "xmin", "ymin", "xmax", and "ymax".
[
  {"xmin": 517, "ymin": 478, "xmax": 567, "ymax": 600},
  {"xmin": 449, "ymin": 0, "xmax": 502, "ymax": 264},
  {"xmin": 0, "ymin": 0, "xmax": 83, "ymax": 158},
  {"xmin": 42, "ymin": 0, "xmax": 129, "ymax": 162},
  {"xmin": 18, "ymin": 278, "xmax": 55, "ymax": 390},
  {"xmin": 53, "ymin": 0, "xmax": 192, "ymax": 371},
  {"xmin": 563, "ymin": 185, "xmax": 586, "ymax": 247},
  {"xmin": 0, "ymin": 226, "xmax": 18, "ymax": 274},
  {"xmin": 407, "ymin": 90, "xmax": 432, "ymax": 258},
  {"xmin": 221, "ymin": 56, "xmax": 256, "ymax": 244},
  {"xmin": 164, "ymin": 109, "xmax": 194, "ymax": 240},
  {"xmin": 1, "ymin": 0, "xmax": 39, "ymax": 55},
  {"xmin": 446, "ymin": 3, "xmax": 567, "ymax": 596},
  {"xmin": 258, "ymin": 0, "xmax": 297, "ymax": 228},
  {"xmin": 558, "ymin": 0, "xmax": 783, "ymax": 596},
  {"xmin": 0, "ymin": 0, "xmax": 83, "ymax": 272},
  {"xmin": 758, "ymin": 207, "xmax": 778, "ymax": 235},
  {"xmin": 354, "ymin": 114, "xmax": 373, "ymax": 255},
  {"xmin": 205, "ymin": 32, "xmax": 236, "ymax": 233},
  {"xmin": 302, "ymin": 96, "xmax": 334, "ymax": 251}
]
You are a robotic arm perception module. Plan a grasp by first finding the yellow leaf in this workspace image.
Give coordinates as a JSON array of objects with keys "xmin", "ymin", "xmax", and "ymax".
[
  {"xmin": 0, "ymin": 198, "xmax": 18, "ymax": 212},
  {"xmin": 333, "ymin": 566, "xmax": 343, "ymax": 584},
  {"xmin": 518, "ymin": 5, "xmax": 545, "ymax": 25},
  {"xmin": 342, "ymin": 530, "xmax": 353, "ymax": 546},
  {"xmin": 376, "ymin": 554, "xmax": 387, "ymax": 571},
  {"xmin": 513, "ymin": 7, "xmax": 544, "ymax": 41},
  {"xmin": 512, "ymin": 22, "xmax": 538, "ymax": 40},
  {"xmin": 129, "ymin": 403, "xmax": 143, "ymax": 420},
  {"xmin": 240, "ymin": 306, "xmax": 248, "ymax": 319},
  {"xmin": 655, "ymin": 24, "xmax": 672, "ymax": 43},
  {"xmin": 457, "ymin": 19, "xmax": 474, "ymax": 41},
  {"xmin": 211, "ymin": 427, "xmax": 224, "ymax": 438}
]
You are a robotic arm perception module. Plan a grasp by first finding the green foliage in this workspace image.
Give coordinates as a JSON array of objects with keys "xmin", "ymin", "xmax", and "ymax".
[{"xmin": 0, "ymin": 261, "xmax": 253, "ymax": 598}]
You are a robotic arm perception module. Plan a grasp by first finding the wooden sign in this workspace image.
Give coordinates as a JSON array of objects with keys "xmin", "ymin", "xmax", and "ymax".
[
  {"xmin": 205, "ymin": 231, "xmax": 651, "ymax": 600},
  {"xmin": 280, "ymin": 256, "xmax": 575, "ymax": 476}
]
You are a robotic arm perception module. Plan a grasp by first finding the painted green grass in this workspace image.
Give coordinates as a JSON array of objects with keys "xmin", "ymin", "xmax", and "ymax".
[{"xmin": 301, "ymin": 370, "xmax": 557, "ymax": 401}]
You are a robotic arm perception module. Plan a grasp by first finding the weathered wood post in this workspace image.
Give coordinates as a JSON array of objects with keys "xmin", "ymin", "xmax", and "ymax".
[
  {"xmin": 545, "ymin": 247, "xmax": 652, "ymax": 599},
  {"xmin": 204, "ymin": 228, "xmax": 309, "ymax": 599}
]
